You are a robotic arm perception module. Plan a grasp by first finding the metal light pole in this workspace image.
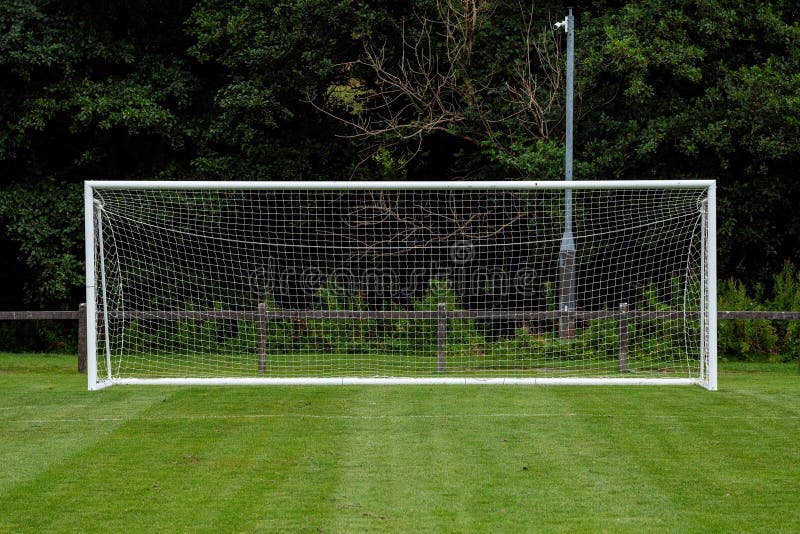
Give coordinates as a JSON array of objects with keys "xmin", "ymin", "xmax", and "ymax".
[{"xmin": 557, "ymin": 8, "xmax": 576, "ymax": 339}]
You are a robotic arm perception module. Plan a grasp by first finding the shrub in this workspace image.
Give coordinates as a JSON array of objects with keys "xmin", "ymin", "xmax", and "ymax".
[
  {"xmin": 767, "ymin": 261, "xmax": 800, "ymax": 363},
  {"xmin": 718, "ymin": 278, "xmax": 779, "ymax": 361}
]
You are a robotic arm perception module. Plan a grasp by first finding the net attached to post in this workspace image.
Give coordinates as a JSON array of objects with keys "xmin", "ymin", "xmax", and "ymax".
[{"xmin": 88, "ymin": 183, "xmax": 711, "ymax": 385}]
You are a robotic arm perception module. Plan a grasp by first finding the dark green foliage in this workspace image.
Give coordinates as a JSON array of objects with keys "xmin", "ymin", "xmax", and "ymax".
[
  {"xmin": 0, "ymin": 0, "xmax": 196, "ymax": 179},
  {"xmin": 577, "ymin": 0, "xmax": 800, "ymax": 282},
  {"xmin": 719, "ymin": 261, "xmax": 800, "ymax": 361},
  {"xmin": 0, "ymin": 321, "xmax": 76, "ymax": 353},
  {"xmin": 0, "ymin": 179, "xmax": 83, "ymax": 306},
  {"xmin": 184, "ymin": 0, "xmax": 404, "ymax": 181}
]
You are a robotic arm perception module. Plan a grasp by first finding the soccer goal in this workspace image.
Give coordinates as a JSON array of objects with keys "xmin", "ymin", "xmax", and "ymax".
[{"xmin": 84, "ymin": 180, "xmax": 716, "ymax": 390}]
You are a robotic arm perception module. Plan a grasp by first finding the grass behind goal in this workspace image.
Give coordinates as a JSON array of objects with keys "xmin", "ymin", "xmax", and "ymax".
[{"xmin": 1, "ymin": 354, "xmax": 797, "ymax": 532}]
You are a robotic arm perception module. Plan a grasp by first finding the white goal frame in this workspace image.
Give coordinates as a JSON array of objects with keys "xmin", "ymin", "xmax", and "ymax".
[{"xmin": 85, "ymin": 180, "xmax": 717, "ymax": 390}]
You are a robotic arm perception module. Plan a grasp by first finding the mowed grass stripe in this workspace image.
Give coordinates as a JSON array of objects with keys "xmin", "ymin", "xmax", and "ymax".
[
  {"xmin": 0, "ymin": 386, "xmax": 361, "ymax": 531},
  {"xmin": 0, "ymin": 355, "xmax": 798, "ymax": 532},
  {"xmin": 464, "ymin": 388, "xmax": 695, "ymax": 531},
  {"xmin": 0, "ymin": 373, "xmax": 170, "ymax": 495},
  {"xmin": 324, "ymin": 386, "xmax": 747, "ymax": 531},
  {"xmin": 326, "ymin": 388, "xmax": 488, "ymax": 531},
  {"xmin": 9, "ymin": 411, "xmax": 800, "ymax": 423},
  {"xmin": 314, "ymin": 388, "xmax": 689, "ymax": 531},
  {"xmin": 553, "ymin": 383, "xmax": 800, "ymax": 532}
]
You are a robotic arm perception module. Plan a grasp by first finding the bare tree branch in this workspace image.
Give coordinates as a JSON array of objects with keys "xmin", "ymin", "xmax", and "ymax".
[{"xmin": 311, "ymin": 1, "xmax": 565, "ymax": 165}]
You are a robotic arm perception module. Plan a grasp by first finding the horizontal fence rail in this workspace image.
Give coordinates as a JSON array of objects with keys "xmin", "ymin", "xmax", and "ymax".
[
  {"xmin": 0, "ymin": 304, "xmax": 87, "ymax": 373},
  {"xmin": 716, "ymin": 311, "xmax": 800, "ymax": 320},
  {"xmin": 1, "ymin": 305, "xmax": 799, "ymax": 374},
  {"xmin": 104, "ymin": 309, "xmax": 696, "ymax": 321},
  {"xmin": 0, "ymin": 310, "xmax": 82, "ymax": 320}
]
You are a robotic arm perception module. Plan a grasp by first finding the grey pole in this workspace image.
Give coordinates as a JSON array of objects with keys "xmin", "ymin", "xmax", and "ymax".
[{"xmin": 558, "ymin": 7, "xmax": 576, "ymax": 339}]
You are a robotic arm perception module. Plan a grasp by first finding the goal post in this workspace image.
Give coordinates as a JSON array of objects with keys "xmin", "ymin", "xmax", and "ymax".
[{"xmin": 85, "ymin": 180, "xmax": 717, "ymax": 390}]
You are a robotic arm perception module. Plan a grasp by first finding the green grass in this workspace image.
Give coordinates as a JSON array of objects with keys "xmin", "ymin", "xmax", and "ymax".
[{"xmin": 1, "ymin": 353, "xmax": 798, "ymax": 532}]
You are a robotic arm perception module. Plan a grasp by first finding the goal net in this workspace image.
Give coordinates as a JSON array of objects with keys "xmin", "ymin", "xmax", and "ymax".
[{"xmin": 85, "ymin": 180, "xmax": 716, "ymax": 389}]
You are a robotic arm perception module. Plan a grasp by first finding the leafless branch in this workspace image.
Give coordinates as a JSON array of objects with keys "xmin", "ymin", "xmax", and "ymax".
[{"xmin": 311, "ymin": 1, "xmax": 565, "ymax": 164}]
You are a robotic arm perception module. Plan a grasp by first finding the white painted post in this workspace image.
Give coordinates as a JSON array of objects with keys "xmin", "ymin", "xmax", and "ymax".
[
  {"xmin": 83, "ymin": 180, "xmax": 716, "ymax": 191},
  {"xmin": 94, "ymin": 200, "xmax": 113, "ymax": 382},
  {"xmin": 700, "ymin": 200, "xmax": 707, "ymax": 385},
  {"xmin": 706, "ymin": 183, "xmax": 718, "ymax": 391},
  {"xmin": 84, "ymin": 183, "xmax": 99, "ymax": 390}
]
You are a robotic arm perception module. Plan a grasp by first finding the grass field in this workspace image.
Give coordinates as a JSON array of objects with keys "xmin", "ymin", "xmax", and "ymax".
[{"xmin": 1, "ymin": 354, "xmax": 798, "ymax": 532}]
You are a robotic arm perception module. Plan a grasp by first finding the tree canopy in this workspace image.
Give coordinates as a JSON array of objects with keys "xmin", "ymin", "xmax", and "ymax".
[{"xmin": 0, "ymin": 0, "xmax": 798, "ymax": 315}]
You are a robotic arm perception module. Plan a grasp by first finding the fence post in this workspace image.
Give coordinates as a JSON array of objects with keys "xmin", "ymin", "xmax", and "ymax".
[
  {"xmin": 77, "ymin": 303, "xmax": 87, "ymax": 374},
  {"xmin": 618, "ymin": 302, "xmax": 628, "ymax": 372},
  {"xmin": 258, "ymin": 303, "xmax": 266, "ymax": 373},
  {"xmin": 437, "ymin": 303, "xmax": 447, "ymax": 373}
]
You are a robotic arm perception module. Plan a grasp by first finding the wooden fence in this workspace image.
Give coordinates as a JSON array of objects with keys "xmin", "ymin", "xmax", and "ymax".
[
  {"xmin": 0, "ymin": 304, "xmax": 87, "ymax": 373},
  {"xmin": 1, "ymin": 304, "xmax": 799, "ymax": 374}
]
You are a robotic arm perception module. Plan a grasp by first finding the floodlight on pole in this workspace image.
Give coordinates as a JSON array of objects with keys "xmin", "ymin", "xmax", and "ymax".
[{"xmin": 558, "ymin": 7, "xmax": 576, "ymax": 339}]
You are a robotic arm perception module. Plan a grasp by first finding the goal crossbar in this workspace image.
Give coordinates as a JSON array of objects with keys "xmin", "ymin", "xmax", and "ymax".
[{"xmin": 86, "ymin": 180, "xmax": 715, "ymax": 190}]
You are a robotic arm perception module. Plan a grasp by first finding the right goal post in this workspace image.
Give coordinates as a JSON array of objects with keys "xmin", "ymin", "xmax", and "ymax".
[{"xmin": 85, "ymin": 180, "xmax": 717, "ymax": 390}]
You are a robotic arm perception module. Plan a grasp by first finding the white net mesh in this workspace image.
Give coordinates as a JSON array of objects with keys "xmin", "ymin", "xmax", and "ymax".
[{"xmin": 90, "ymin": 183, "xmax": 710, "ymax": 382}]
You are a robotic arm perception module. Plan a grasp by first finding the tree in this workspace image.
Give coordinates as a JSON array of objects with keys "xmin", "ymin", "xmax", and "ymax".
[
  {"xmin": 319, "ymin": 0, "xmax": 569, "ymax": 179},
  {"xmin": 0, "ymin": 0, "xmax": 798, "ymax": 325},
  {"xmin": 184, "ymin": 0, "xmax": 406, "ymax": 181},
  {"xmin": 577, "ymin": 0, "xmax": 800, "ymax": 284},
  {"xmin": 0, "ymin": 0, "xmax": 197, "ymax": 307}
]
